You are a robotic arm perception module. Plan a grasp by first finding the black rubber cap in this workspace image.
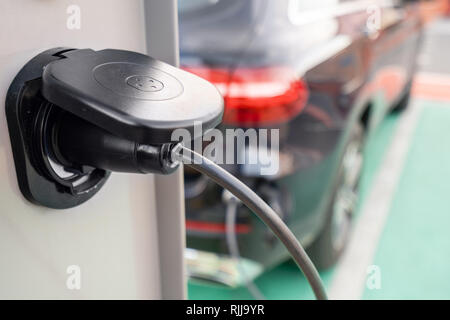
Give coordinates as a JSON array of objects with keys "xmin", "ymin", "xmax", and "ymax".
[{"xmin": 42, "ymin": 48, "xmax": 224, "ymax": 144}]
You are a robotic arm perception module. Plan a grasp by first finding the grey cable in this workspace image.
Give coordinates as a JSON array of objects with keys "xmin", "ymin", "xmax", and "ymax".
[
  {"xmin": 171, "ymin": 144, "xmax": 328, "ymax": 300},
  {"xmin": 224, "ymin": 196, "xmax": 266, "ymax": 300}
]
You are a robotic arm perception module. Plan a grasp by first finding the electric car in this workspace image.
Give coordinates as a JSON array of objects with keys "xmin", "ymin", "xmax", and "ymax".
[{"xmin": 179, "ymin": 0, "xmax": 424, "ymax": 283}]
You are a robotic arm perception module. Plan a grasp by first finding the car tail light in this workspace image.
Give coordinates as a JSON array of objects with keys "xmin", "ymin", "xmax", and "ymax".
[
  {"xmin": 186, "ymin": 220, "xmax": 251, "ymax": 234},
  {"xmin": 183, "ymin": 66, "xmax": 308, "ymax": 125}
]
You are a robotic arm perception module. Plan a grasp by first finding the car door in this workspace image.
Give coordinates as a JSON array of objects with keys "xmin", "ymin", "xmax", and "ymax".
[{"xmin": 368, "ymin": 0, "xmax": 422, "ymax": 122}]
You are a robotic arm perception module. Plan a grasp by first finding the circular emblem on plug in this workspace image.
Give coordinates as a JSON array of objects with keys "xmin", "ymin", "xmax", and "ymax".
[
  {"xmin": 126, "ymin": 75, "xmax": 164, "ymax": 92},
  {"xmin": 93, "ymin": 62, "xmax": 183, "ymax": 101}
]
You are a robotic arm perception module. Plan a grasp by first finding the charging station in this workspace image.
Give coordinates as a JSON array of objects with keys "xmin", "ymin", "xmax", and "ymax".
[
  {"xmin": 0, "ymin": 0, "xmax": 326, "ymax": 300},
  {"xmin": 0, "ymin": 0, "xmax": 187, "ymax": 299}
]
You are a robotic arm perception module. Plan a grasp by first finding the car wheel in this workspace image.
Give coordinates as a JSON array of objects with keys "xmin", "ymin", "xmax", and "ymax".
[
  {"xmin": 391, "ymin": 80, "xmax": 412, "ymax": 113},
  {"xmin": 306, "ymin": 124, "xmax": 364, "ymax": 270}
]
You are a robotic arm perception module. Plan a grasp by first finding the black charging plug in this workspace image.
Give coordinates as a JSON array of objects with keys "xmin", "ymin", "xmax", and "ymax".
[
  {"xmin": 52, "ymin": 110, "xmax": 178, "ymax": 175},
  {"xmin": 6, "ymin": 47, "xmax": 223, "ymax": 208}
]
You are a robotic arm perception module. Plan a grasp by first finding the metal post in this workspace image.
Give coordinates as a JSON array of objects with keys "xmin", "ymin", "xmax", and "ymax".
[{"xmin": 143, "ymin": 0, "xmax": 187, "ymax": 300}]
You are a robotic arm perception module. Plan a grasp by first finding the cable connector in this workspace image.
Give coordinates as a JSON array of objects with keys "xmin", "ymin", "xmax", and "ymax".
[{"xmin": 54, "ymin": 111, "xmax": 180, "ymax": 175}]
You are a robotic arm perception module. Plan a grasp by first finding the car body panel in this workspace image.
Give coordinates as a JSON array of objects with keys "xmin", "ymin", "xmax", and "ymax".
[{"xmin": 179, "ymin": 0, "xmax": 424, "ymax": 272}]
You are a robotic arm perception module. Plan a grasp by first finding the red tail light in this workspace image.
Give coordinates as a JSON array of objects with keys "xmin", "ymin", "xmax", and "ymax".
[{"xmin": 183, "ymin": 66, "xmax": 308, "ymax": 125}]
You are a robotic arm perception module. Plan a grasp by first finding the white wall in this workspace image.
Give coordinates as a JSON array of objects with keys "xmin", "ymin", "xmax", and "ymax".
[{"xmin": 0, "ymin": 0, "xmax": 163, "ymax": 299}]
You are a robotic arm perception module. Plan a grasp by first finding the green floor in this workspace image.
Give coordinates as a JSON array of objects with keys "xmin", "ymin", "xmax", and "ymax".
[
  {"xmin": 188, "ymin": 111, "xmax": 402, "ymax": 300},
  {"xmin": 363, "ymin": 101, "xmax": 450, "ymax": 299}
]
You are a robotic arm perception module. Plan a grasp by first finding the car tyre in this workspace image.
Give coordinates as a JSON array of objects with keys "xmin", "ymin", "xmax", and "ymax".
[{"xmin": 391, "ymin": 80, "xmax": 412, "ymax": 113}]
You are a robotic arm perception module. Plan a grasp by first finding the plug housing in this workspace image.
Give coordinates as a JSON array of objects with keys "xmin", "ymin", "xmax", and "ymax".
[{"xmin": 5, "ymin": 48, "xmax": 223, "ymax": 208}]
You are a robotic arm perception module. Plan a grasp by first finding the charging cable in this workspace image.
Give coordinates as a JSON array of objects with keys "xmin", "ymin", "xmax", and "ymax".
[
  {"xmin": 51, "ymin": 113, "xmax": 327, "ymax": 299},
  {"xmin": 171, "ymin": 144, "xmax": 328, "ymax": 300},
  {"xmin": 223, "ymin": 190, "xmax": 266, "ymax": 300}
]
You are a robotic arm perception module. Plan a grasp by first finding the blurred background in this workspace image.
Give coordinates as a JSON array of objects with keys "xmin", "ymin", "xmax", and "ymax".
[{"xmin": 178, "ymin": 0, "xmax": 450, "ymax": 299}]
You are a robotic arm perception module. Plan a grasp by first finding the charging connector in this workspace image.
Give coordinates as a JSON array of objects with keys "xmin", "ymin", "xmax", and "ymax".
[{"xmin": 53, "ymin": 110, "xmax": 178, "ymax": 175}]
